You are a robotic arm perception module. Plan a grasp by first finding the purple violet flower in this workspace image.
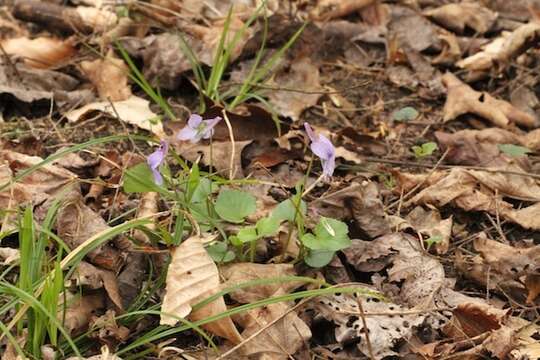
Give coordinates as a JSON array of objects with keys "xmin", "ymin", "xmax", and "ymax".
[
  {"xmin": 177, "ymin": 114, "xmax": 222, "ymax": 143},
  {"xmin": 147, "ymin": 140, "xmax": 168, "ymax": 185},
  {"xmin": 304, "ymin": 122, "xmax": 336, "ymax": 179}
]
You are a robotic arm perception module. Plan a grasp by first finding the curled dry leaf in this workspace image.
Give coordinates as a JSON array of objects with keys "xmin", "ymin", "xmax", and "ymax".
[
  {"xmin": 405, "ymin": 206, "xmax": 452, "ymax": 254},
  {"xmin": 80, "ymin": 50, "xmax": 131, "ymax": 102},
  {"xmin": 443, "ymin": 302, "xmax": 509, "ymax": 340},
  {"xmin": 309, "ymin": 0, "xmax": 376, "ymax": 21},
  {"xmin": 1, "ymin": 36, "xmax": 76, "ymax": 69},
  {"xmin": 234, "ymin": 302, "xmax": 311, "ymax": 359},
  {"xmin": 220, "ymin": 263, "xmax": 302, "ymax": 303},
  {"xmin": 457, "ymin": 22, "xmax": 540, "ymax": 77},
  {"xmin": 424, "ymin": 3, "xmax": 497, "ymax": 34},
  {"xmin": 160, "ymin": 236, "xmax": 243, "ymax": 344},
  {"xmin": 0, "ymin": 248, "xmax": 19, "ymax": 265},
  {"xmin": 312, "ymin": 292, "xmax": 426, "ymax": 358},
  {"xmin": 66, "ymin": 95, "xmax": 165, "ymax": 138},
  {"xmin": 343, "ymin": 233, "xmax": 445, "ymax": 307},
  {"xmin": 311, "ymin": 182, "xmax": 390, "ymax": 239},
  {"xmin": 442, "ymin": 72, "xmax": 538, "ymax": 128},
  {"xmin": 63, "ymin": 293, "xmax": 105, "ymax": 335}
]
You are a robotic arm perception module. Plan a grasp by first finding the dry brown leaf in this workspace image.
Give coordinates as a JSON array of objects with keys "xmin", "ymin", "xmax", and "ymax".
[
  {"xmin": 311, "ymin": 182, "xmax": 390, "ymax": 239},
  {"xmin": 74, "ymin": 6, "xmax": 117, "ymax": 32},
  {"xmin": 343, "ymin": 233, "xmax": 445, "ymax": 307},
  {"xmin": 160, "ymin": 236, "xmax": 243, "ymax": 344},
  {"xmin": 265, "ymin": 57, "xmax": 322, "ymax": 121},
  {"xmin": 171, "ymin": 140, "xmax": 252, "ymax": 179},
  {"xmin": 234, "ymin": 302, "xmax": 311, "ymax": 359},
  {"xmin": 312, "ymin": 292, "xmax": 426, "ymax": 358},
  {"xmin": 0, "ymin": 248, "xmax": 19, "ymax": 265},
  {"xmin": 80, "ymin": 50, "xmax": 131, "ymax": 101},
  {"xmin": 405, "ymin": 206, "xmax": 452, "ymax": 254},
  {"xmin": 435, "ymin": 128, "xmax": 525, "ymax": 166},
  {"xmin": 1, "ymin": 36, "xmax": 76, "ymax": 69},
  {"xmin": 309, "ymin": 0, "xmax": 376, "ymax": 21},
  {"xmin": 64, "ymin": 293, "xmax": 105, "ymax": 335},
  {"xmin": 433, "ymin": 33, "xmax": 461, "ymax": 65},
  {"xmin": 66, "ymin": 95, "xmax": 164, "ymax": 137},
  {"xmin": 442, "ymin": 72, "xmax": 538, "ymax": 128},
  {"xmin": 424, "ymin": 3, "xmax": 497, "ymax": 34},
  {"xmin": 444, "ymin": 302, "xmax": 509, "ymax": 340},
  {"xmin": 457, "ymin": 22, "xmax": 540, "ymax": 77},
  {"xmin": 220, "ymin": 263, "xmax": 302, "ymax": 303}
]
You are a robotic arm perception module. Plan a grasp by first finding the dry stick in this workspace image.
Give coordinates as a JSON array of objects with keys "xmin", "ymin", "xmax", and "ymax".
[
  {"xmin": 221, "ymin": 110, "xmax": 237, "ymax": 180},
  {"xmin": 356, "ymin": 298, "xmax": 375, "ymax": 360}
]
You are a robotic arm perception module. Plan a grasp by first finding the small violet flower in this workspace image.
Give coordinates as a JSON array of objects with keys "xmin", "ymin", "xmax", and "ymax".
[
  {"xmin": 304, "ymin": 122, "xmax": 336, "ymax": 179},
  {"xmin": 147, "ymin": 140, "xmax": 168, "ymax": 185},
  {"xmin": 177, "ymin": 114, "xmax": 222, "ymax": 143}
]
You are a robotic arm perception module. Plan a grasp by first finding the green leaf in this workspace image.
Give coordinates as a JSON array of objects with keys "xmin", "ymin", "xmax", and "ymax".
[
  {"xmin": 301, "ymin": 217, "xmax": 351, "ymax": 251},
  {"xmin": 237, "ymin": 226, "xmax": 258, "ymax": 243},
  {"xmin": 304, "ymin": 249, "xmax": 335, "ymax": 268},
  {"xmin": 412, "ymin": 142, "xmax": 438, "ymax": 158},
  {"xmin": 123, "ymin": 163, "xmax": 163, "ymax": 193},
  {"xmin": 271, "ymin": 198, "xmax": 306, "ymax": 222},
  {"xmin": 215, "ymin": 189, "xmax": 256, "ymax": 223},
  {"xmin": 256, "ymin": 217, "xmax": 280, "ymax": 237},
  {"xmin": 392, "ymin": 107, "xmax": 419, "ymax": 122},
  {"xmin": 498, "ymin": 144, "xmax": 531, "ymax": 157},
  {"xmin": 206, "ymin": 242, "xmax": 235, "ymax": 263},
  {"xmin": 191, "ymin": 178, "xmax": 216, "ymax": 203},
  {"xmin": 425, "ymin": 234, "xmax": 443, "ymax": 250}
]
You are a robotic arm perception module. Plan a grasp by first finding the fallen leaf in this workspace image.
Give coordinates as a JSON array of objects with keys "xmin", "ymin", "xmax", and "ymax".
[
  {"xmin": 405, "ymin": 206, "xmax": 452, "ymax": 254},
  {"xmin": 424, "ymin": 3, "xmax": 497, "ymax": 34},
  {"xmin": 80, "ymin": 50, "xmax": 131, "ymax": 101},
  {"xmin": 66, "ymin": 95, "xmax": 165, "ymax": 137},
  {"xmin": 63, "ymin": 293, "xmax": 105, "ymax": 335},
  {"xmin": 234, "ymin": 302, "xmax": 311, "ymax": 359},
  {"xmin": 0, "ymin": 248, "xmax": 19, "ymax": 265},
  {"xmin": 442, "ymin": 72, "xmax": 538, "ymax": 128},
  {"xmin": 343, "ymin": 233, "xmax": 445, "ymax": 307},
  {"xmin": 309, "ymin": 0, "xmax": 376, "ymax": 21},
  {"xmin": 1, "ymin": 36, "xmax": 76, "ymax": 69},
  {"xmin": 311, "ymin": 182, "xmax": 390, "ymax": 239},
  {"xmin": 160, "ymin": 236, "xmax": 243, "ymax": 344},
  {"xmin": 265, "ymin": 57, "xmax": 323, "ymax": 121},
  {"xmin": 220, "ymin": 263, "xmax": 302, "ymax": 303},
  {"xmin": 457, "ymin": 22, "xmax": 540, "ymax": 78},
  {"xmin": 312, "ymin": 291, "xmax": 426, "ymax": 358},
  {"xmin": 444, "ymin": 302, "xmax": 508, "ymax": 339}
]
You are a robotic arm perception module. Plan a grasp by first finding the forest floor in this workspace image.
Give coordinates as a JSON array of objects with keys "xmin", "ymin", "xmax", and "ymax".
[{"xmin": 1, "ymin": 0, "xmax": 540, "ymax": 359}]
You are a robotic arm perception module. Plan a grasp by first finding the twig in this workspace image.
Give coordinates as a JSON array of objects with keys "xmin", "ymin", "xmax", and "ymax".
[{"xmin": 356, "ymin": 298, "xmax": 375, "ymax": 360}]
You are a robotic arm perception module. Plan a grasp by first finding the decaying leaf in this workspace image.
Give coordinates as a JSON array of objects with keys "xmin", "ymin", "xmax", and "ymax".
[
  {"xmin": 312, "ymin": 292, "xmax": 426, "ymax": 358},
  {"xmin": 64, "ymin": 293, "xmax": 105, "ymax": 335},
  {"xmin": 66, "ymin": 95, "xmax": 165, "ymax": 137},
  {"xmin": 405, "ymin": 206, "xmax": 452, "ymax": 254},
  {"xmin": 265, "ymin": 57, "xmax": 323, "ymax": 121},
  {"xmin": 442, "ymin": 72, "xmax": 538, "ymax": 128},
  {"xmin": 424, "ymin": 3, "xmax": 497, "ymax": 34},
  {"xmin": 343, "ymin": 233, "xmax": 445, "ymax": 307},
  {"xmin": 160, "ymin": 236, "xmax": 243, "ymax": 344},
  {"xmin": 0, "ymin": 248, "xmax": 19, "ymax": 265},
  {"xmin": 220, "ymin": 263, "xmax": 302, "ymax": 303},
  {"xmin": 457, "ymin": 22, "xmax": 540, "ymax": 78},
  {"xmin": 80, "ymin": 50, "xmax": 131, "ymax": 101},
  {"xmin": 234, "ymin": 302, "xmax": 311, "ymax": 359},
  {"xmin": 309, "ymin": 0, "xmax": 376, "ymax": 21},
  {"xmin": 1, "ymin": 36, "xmax": 76, "ymax": 69}
]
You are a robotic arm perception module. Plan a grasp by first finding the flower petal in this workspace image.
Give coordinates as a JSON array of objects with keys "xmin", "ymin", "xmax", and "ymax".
[
  {"xmin": 200, "ymin": 116, "xmax": 222, "ymax": 139},
  {"xmin": 177, "ymin": 126, "xmax": 199, "ymax": 142},
  {"xmin": 187, "ymin": 114, "xmax": 203, "ymax": 128},
  {"xmin": 310, "ymin": 134, "xmax": 335, "ymax": 161},
  {"xmin": 151, "ymin": 168, "xmax": 163, "ymax": 185},
  {"xmin": 304, "ymin": 122, "xmax": 317, "ymax": 142},
  {"xmin": 321, "ymin": 153, "xmax": 336, "ymax": 178}
]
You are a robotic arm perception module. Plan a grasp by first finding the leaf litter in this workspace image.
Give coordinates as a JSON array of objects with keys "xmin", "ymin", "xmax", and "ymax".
[{"xmin": 2, "ymin": 0, "xmax": 540, "ymax": 359}]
